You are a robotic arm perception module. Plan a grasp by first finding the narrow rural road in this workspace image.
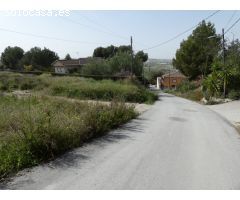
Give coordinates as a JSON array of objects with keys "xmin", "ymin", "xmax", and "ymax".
[{"xmin": 3, "ymin": 93, "xmax": 240, "ymax": 189}]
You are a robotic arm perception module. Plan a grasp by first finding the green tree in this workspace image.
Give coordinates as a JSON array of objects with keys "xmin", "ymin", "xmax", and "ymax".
[
  {"xmin": 117, "ymin": 45, "xmax": 131, "ymax": 53},
  {"xmin": 221, "ymin": 39, "xmax": 240, "ymax": 96},
  {"xmin": 173, "ymin": 20, "xmax": 221, "ymax": 79},
  {"xmin": 1, "ymin": 46, "xmax": 24, "ymax": 69},
  {"xmin": 203, "ymin": 59, "xmax": 233, "ymax": 99},
  {"xmin": 108, "ymin": 51, "xmax": 143, "ymax": 76},
  {"xmin": 21, "ymin": 47, "xmax": 59, "ymax": 71},
  {"xmin": 136, "ymin": 51, "xmax": 148, "ymax": 62},
  {"xmin": 202, "ymin": 63, "xmax": 222, "ymax": 99},
  {"xmin": 81, "ymin": 58, "xmax": 111, "ymax": 76},
  {"xmin": 93, "ymin": 46, "xmax": 116, "ymax": 59},
  {"xmin": 65, "ymin": 54, "xmax": 71, "ymax": 60},
  {"xmin": 93, "ymin": 45, "xmax": 131, "ymax": 59},
  {"xmin": 93, "ymin": 47, "xmax": 105, "ymax": 58},
  {"xmin": 108, "ymin": 51, "xmax": 132, "ymax": 74}
]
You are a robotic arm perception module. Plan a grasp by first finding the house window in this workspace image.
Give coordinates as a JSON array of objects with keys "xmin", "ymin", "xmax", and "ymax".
[{"xmin": 172, "ymin": 79, "xmax": 176, "ymax": 83}]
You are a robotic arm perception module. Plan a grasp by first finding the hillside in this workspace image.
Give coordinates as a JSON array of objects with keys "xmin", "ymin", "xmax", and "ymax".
[{"xmin": 144, "ymin": 58, "xmax": 174, "ymax": 71}]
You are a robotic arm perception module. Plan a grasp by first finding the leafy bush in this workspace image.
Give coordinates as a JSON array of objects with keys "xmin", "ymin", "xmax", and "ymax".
[
  {"xmin": 176, "ymin": 80, "xmax": 196, "ymax": 93},
  {"xmin": 0, "ymin": 72, "xmax": 46, "ymax": 91},
  {"xmin": 228, "ymin": 90, "xmax": 240, "ymax": 100},
  {"xmin": 0, "ymin": 72, "xmax": 157, "ymax": 104},
  {"xmin": 184, "ymin": 89, "xmax": 204, "ymax": 101},
  {"xmin": 0, "ymin": 96, "xmax": 137, "ymax": 179},
  {"xmin": 167, "ymin": 88, "xmax": 203, "ymax": 102},
  {"xmin": 143, "ymin": 68, "xmax": 166, "ymax": 85},
  {"xmin": 45, "ymin": 76, "xmax": 157, "ymax": 104},
  {"xmin": 81, "ymin": 59, "xmax": 111, "ymax": 76}
]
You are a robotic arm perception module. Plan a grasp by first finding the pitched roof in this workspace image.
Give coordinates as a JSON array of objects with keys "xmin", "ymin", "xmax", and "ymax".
[
  {"xmin": 162, "ymin": 70, "xmax": 186, "ymax": 78},
  {"xmin": 52, "ymin": 59, "xmax": 80, "ymax": 67},
  {"xmin": 52, "ymin": 57, "xmax": 103, "ymax": 67}
]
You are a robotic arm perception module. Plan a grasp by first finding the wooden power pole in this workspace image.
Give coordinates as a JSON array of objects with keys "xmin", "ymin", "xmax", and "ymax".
[
  {"xmin": 130, "ymin": 36, "xmax": 133, "ymax": 77},
  {"xmin": 222, "ymin": 28, "xmax": 226, "ymax": 98}
]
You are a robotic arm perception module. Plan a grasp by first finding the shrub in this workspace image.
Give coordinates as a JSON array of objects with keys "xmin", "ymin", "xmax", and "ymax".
[
  {"xmin": 228, "ymin": 90, "xmax": 240, "ymax": 100},
  {"xmin": 176, "ymin": 80, "xmax": 196, "ymax": 93},
  {"xmin": 0, "ymin": 96, "xmax": 137, "ymax": 179},
  {"xmin": 185, "ymin": 89, "xmax": 204, "ymax": 101},
  {"xmin": 0, "ymin": 72, "xmax": 157, "ymax": 104},
  {"xmin": 47, "ymin": 77, "xmax": 157, "ymax": 104},
  {"xmin": 0, "ymin": 72, "xmax": 45, "ymax": 91},
  {"xmin": 168, "ymin": 88, "xmax": 203, "ymax": 102}
]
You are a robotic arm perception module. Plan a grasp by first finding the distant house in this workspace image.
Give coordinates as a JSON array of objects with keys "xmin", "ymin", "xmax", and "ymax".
[
  {"xmin": 52, "ymin": 58, "xmax": 96, "ymax": 74},
  {"xmin": 157, "ymin": 70, "xmax": 187, "ymax": 89}
]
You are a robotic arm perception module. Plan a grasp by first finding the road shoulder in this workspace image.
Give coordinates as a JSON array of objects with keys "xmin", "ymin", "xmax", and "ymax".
[{"xmin": 206, "ymin": 100, "xmax": 240, "ymax": 133}]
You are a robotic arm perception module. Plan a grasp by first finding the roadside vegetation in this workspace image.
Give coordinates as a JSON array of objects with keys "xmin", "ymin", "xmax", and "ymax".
[
  {"xmin": 166, "ymin": 20, "xmax": 240, "ymax": 103},
  {"xmin": 0, "ymin": 42, "xmax": 158, "ymax": 181},
  {"xmin": 0, "ymin": 72, "xmax": 157, "ymax": 179},
  {"xmin": 0, "ymin": 72, "xmax": 157, "ymax": 104},
  {"xmin": 0, "ymin": 95, "xmax": 137, "ymax": 179},
  {"xmin": 47, "ymin": 77, "xmax": 157, "ymax": 104},
  {"xmin": 166, "ymin": 80, "xmax": 204, "ymax": 102}
]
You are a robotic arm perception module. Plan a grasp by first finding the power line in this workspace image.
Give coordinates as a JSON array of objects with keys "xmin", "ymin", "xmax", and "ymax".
[
  {"xmin": 60, "ymin": 16, "xmax": 129, "ymax": 41},
  {"xmin": 77, "ymin": 13, "xmax": 129, "ymax": 40},
  {"xmin": 224, "ymin": 10, "xmax": 237, "ymax": 29},
  {"xmin": 62, "ymin": 15, "xmax": 149, "ymax": 48},
  {"xmin": 225, "ymin": 16, "xmax": 240, "ymax": 34},
  {"xmin": 140, "ymin": 10, "xmax": 221, "ymax": 51},
  {"xmin": 0, "ymin": 27, "xmax": 107, "ymax": 45}
]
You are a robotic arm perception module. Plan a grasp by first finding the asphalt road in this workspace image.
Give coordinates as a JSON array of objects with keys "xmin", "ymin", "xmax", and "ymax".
[{"xmin": 3, "ymin": 93, "xmax": 240, "ymax": 189}]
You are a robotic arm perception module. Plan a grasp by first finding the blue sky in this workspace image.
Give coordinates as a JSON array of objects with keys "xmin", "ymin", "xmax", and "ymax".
[{"xmin": 0, "ymin": 10, "xmax": 239, "ymax": 59}]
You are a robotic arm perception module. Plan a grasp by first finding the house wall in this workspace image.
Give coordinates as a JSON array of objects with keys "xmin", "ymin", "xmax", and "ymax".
[
  {"xmin": 55, "ymin": 67, "xmax": 68, "ymax": 74},
  {"xmin": 161, "ymin": 76, "xmax": 186, "ymax": 89},
  {"xmin": 54, "ymin": 65, "xmax": 82, "ymax": 74}
]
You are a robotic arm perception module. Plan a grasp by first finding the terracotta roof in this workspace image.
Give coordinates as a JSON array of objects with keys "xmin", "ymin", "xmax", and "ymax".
[{"xmin": 162, "ymin": 71, "xmax": 186, "ymax": 78}]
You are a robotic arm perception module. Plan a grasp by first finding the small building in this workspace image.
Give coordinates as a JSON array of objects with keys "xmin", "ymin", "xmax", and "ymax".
[
  {"xmin": 157, "ymin": 70, "xmax": 187, "ymax": 90},
  {"xmin": 52, "ymin": 58, "xmax": 93, "ymax": 74}
]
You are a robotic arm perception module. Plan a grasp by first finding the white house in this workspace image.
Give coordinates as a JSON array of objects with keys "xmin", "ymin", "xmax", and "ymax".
[{"xmin": 52, "ymin": 58, "xmax": 92, "ymax": 74}]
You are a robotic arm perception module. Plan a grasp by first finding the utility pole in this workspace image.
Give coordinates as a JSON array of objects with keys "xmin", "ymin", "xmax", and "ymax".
[
  {"xmin": 130, "ymin": 36, "xmax": 133, "ymax": 78},
  {"xmin": 168, "ymin": 68, "xmax": 170, "ymax": 89},
  {"xmin": 222, "ymin": 28, "xmax": 226, "ymax": 98}
]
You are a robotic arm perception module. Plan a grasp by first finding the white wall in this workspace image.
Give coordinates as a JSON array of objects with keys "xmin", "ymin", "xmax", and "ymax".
[
  {"xmin": 55, "ymin": 67, "xmax": 67, "ymax": 74},
  {"xmin": 157, "ymin": 77, "xmax": 161, "ymax": 89}
]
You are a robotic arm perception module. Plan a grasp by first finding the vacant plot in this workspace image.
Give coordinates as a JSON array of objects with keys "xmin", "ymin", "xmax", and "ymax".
[
  {"xmin": 0, "ymin": 72, "xmax": 157, "ymax": 104},
  {"xmin": 0, "ymin": 95, "xmax": 137, "ymax": 179},
  {"xmin": 0, "ymin": 72, "xmax": 157, "ymax": 179}
]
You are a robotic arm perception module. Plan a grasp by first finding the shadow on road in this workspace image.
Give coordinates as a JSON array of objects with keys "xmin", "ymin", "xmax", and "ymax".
[
  {"xmin": 169, "ymin": 116, "xmax": 187, "ymax": 122},
  {"xmin": 0, "ymin": 108, "xmax": 149, "ymax": 189},
  {"xmin": 48, "ymin": 152, "xmax": 89, "ymax": 169},
  {"xmin": 91, "ymin": 117, "xmax": 147, "ymax": 148},
  {"xmin": 45, "ymin": 117, "xmax": 148, "ymax": 170}
]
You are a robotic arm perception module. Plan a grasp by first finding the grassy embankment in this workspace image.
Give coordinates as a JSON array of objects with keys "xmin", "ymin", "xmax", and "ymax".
[
  {"xmin": 0, "ymin": 72, "xmax": 157, "ymax": 104},
  {"xmin": 165, "ymin": 80, "xmax": 204, "ymax": 102},
  {"xmin": 0, "ymin": 95, "xmax": 137, "ymax": 179},
  {"xmin": 0, "ymin": 72, "xmax": 157, "ymax": 179}
]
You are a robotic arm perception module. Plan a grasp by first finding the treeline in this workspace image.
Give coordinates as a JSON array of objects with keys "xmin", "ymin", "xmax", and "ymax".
[
  {"xmin": 0, "ymin": 45, "xmax": 148, "ymax": 77},
  {"xmin": 0, "ymin": 46, "xmax": 59, "ymax": 71},
  {"xmin": 93, "ymin": 45, "xmax": 148, "ymax": 62},
  {"xmin": 173, "ymin": 20, "xmax": 240, "ymax": 99},
  {"xmin": 81, "ymin": 46, "xmax": 148, "ymax": 77},
  {"xmin": 70, "ymin": 45, "xmax": 148, "ymax": 77}
]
